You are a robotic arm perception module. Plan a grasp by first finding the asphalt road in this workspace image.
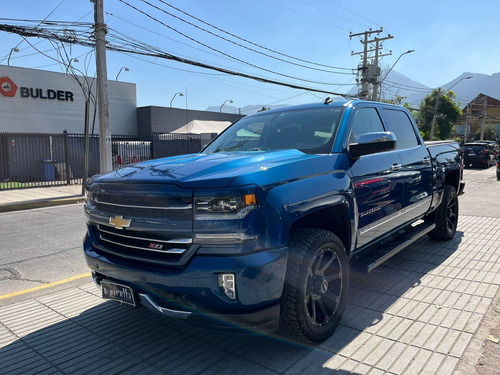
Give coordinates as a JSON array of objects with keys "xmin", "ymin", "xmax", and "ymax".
[{"xmin": 0, "ymin": 203, "xmax": 88, "ymax": 295}]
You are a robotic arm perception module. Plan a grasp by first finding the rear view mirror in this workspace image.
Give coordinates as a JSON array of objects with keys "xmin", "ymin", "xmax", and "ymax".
[{"xmin": 349, "ymin": 132, "xmax": 397, "ymax": 159}]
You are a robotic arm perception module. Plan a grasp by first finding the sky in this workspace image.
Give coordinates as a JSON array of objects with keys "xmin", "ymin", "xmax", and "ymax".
[{"xmin": 1, "ymin": 0, "xmax": 499, "ymax": 113}]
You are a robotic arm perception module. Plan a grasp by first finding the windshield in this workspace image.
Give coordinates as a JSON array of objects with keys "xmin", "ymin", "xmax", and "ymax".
[{"xmin": 203, "ymin": 107, "xmax": 344, "ymax": 154}]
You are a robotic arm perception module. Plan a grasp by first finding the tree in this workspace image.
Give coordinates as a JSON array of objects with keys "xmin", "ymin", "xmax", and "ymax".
[
  {"xmin": 381, "ymin": 94, "xmax": 406, "ymax": 106},
  {"xmin": 473, "ymin": 124, "xmax": 496, "ymax": 141},
  {"xmin": 415, "ymin": 89, "xmax": 462, "ymax": 140}
]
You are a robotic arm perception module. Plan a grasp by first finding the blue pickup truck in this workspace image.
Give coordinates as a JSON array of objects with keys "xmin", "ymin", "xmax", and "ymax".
[{"xmin": 84, "ymin": 99, "xmax": 464, "ymax": 342}]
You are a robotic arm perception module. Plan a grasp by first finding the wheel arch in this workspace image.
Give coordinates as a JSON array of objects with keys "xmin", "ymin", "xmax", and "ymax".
[
  {"xmin": 289, "ymin": 203, "xmax": 352, "ymax": 255},
  {"xmin": 444, "ymin": 169, "xmax": 460, "ymax": 191}
]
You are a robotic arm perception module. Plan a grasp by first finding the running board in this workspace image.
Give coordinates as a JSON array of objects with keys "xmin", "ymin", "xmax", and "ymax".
[{"xmin": 351, "ymin": 221, "xmax": 436, "ymax": 273}]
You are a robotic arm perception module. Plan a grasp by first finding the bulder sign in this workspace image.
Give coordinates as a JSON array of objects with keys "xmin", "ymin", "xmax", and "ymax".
[{"xmin": 0, "ymin": 76, "xmax": 74, "ymax": 102}]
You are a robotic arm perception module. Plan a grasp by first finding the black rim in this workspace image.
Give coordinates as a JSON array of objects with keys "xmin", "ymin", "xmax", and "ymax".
[
  {"xmin": 446, "ymin": 193, "xmax": 458, "ymax": 233},
  {"xmin": 303, "ymin": 246, "xmax": 343, "ymax": 327}
]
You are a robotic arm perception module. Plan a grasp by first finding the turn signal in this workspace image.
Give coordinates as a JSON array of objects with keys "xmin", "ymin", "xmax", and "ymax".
[{"xmin": 244, "ymin": 194, "xmax": 257, "ymax": 206}]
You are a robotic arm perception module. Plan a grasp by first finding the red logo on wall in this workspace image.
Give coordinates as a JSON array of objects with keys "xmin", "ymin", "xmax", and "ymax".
[{"xmin": 0, "ymin": 77, "xmax": 18, "ymax": 97}]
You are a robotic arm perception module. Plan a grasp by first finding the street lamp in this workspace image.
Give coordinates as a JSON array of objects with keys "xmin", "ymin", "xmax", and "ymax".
[
  {"xmin": 378, "ymin": 49, "xmax": 414, "ymax": 99},
  {"xmin": 220, "ymin": 99, "xmax": 233, "ymax": 113},
  {"xmin": 429, "ymin": 76, "xmax": 473, "ymax": 141},
  {"xmin": 170, "ymin": 92, "xmax": 184, "ymax": 107},
  {"xmin": 66, "ymin": 58, "xmax": 79, "ymax": 73},
  {"xmin": 7, "ymin": 48, "xmax": 19, "ymax": 66},
  {"xmin": 115, "ymin": 67, "xmax": 129, "ymax": 81}
]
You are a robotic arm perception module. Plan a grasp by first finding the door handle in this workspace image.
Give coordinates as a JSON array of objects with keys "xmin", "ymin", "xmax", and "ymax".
[
  {"xmin": 422, "ymin": 157, "xmax": 431, "ymax": 164},
  {"xmin": 390, "ymin": 163, "xmax": 402, "ymax": 171}
]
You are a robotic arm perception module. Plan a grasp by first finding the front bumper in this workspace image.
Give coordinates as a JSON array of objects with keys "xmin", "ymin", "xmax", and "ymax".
[{"xmin": 84, "ymin": 233, "xmax": 287, "ymax": 333}]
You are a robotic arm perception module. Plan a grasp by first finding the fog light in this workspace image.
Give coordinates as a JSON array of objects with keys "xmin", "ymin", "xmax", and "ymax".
[{"xmin": 218, "ymin": 273, "xmax": 236, "ymax": 300}]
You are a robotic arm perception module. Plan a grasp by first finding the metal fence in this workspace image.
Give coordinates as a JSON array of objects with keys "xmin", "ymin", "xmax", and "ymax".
[
  {"xmin": 0, "ymin": 132, "xmax": 214, "ymax": 191},
  {"xmin": 152, "ymin": 133, "xmax": 202, "ymax": 159},
  {"xmin": 0, "ymin": 132, "xmax": 141, "ymax": 190}
]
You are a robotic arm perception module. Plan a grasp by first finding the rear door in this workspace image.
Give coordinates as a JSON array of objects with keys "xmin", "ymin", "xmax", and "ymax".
[
  {"xmin": 382, "ymin": 108, "xmax": 433, "ymax": 221},
  {"xmin": 347, "ymin": 106, "xmax": 405, "ymax": 249}
]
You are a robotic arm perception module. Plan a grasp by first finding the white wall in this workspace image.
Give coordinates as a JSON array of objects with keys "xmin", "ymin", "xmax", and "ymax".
[{"xmin": 0, "ymin": 65, "xmax": 137, "ymax": 135}]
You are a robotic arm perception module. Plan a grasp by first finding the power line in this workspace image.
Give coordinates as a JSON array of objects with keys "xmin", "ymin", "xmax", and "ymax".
[
  {"xmin": 269, "ymin": 0, "xmax": 349, "ymax": 31},
  {"xmin": 155, "ymin": 0, "xmax": 354, "ymax": 71},
  {"xmin": 106, "ymin": 11, "xmax": 237, "ymax": 64},
  {"xmin": 324, "ymin": 0, "xmax": 381, "ymax": 28},
  {"xmin": 296, "ymin": 0, "xmax": 371, "ymax": 29},
  {"xmin": 384, "ymin": 79, "xmax": 433, "ymax": 92},
  {"xmin": 0, "ymin": 23, "xmax": 350, "ymax": 97},
  {"xmin": 0, "ymin": 0, "xmax": 67, "ymax": 63},
  {"xmin": 117, "ymin": 0, "xmax": 352, "ymax": 86}
]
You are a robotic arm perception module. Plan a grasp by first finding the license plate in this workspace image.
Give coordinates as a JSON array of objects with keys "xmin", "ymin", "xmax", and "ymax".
[
  {"xmin": 101, "ymin": 281, "xmax": 136, "ymax": 306},
  {"xmin": 468, "ymin": 152, "xmax": 475, "ymax": 156}
]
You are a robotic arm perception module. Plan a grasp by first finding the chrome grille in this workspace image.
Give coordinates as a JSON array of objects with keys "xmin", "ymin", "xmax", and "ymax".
[
  {"xmin": 98, "ymin": 225, "xmax": 191, "ymax": 254},
  {"xmin": 93, "ymin": 225, "xmax": 197, "ymax": 265},
  {"xmin": 87, "ymin": 183, "xmax": 196, "ymax": 266}
]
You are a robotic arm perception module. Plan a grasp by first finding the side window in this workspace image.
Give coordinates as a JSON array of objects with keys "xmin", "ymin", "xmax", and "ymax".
[
  {"xmin": 348, "ymin": 107, "xmax": 385, "ymax": 144},
  {"xmin": 383, "ymin": 109, "xmax": 419, "ymax": 150}
]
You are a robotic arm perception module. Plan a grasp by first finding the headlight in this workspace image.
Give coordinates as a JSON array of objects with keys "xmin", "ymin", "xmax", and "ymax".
[{"xmin": 195, "ymin": 193, "xmax": 257, "ymax": 220}]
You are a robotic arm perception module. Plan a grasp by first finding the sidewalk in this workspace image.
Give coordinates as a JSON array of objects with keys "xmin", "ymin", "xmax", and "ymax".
[
  {"xmin": 0, "ymin": 185, "xmax": 84, "ymax": 213},
  {"xmin": 0, "ymin": 215, "xmax": 498, "ymax": 374}
]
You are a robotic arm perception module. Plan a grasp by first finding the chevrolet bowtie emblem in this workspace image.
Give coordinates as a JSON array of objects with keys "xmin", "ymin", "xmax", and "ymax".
[{"xmin": 108, "ymin": 215, "xmax": 131, "ymax": 230}]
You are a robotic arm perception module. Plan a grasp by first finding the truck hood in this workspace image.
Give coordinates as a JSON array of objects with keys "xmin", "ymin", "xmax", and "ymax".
[{"xmin": 94, "ymin": 150, "xmax": 342, "ymax": 188}]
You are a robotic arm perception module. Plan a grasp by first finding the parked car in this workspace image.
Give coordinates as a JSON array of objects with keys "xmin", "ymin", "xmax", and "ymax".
[
  {"xmin": 463, "ymin": 142, "xmax": 496, "ymax": 168},
  {"xmin": 497, "ymin": 156, "xmax": 500, "ymax": 179},
  {"xmin": 84, "ymin": 100, "xmax": 464, "ymax": 342}
]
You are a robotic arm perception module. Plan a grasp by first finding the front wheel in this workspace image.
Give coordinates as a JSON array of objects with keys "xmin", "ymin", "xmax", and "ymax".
[
  {"xmin": 279, "ymin": 229, "xmax": 350, "ymax": 343},
  {"xmin": 428, "ymin": 185, "xmax": 458, "ymax": 240}
]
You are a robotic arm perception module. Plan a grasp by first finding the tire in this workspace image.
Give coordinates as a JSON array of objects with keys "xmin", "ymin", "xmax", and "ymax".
[
  {"xmin": 428, "ymin": 185, "xmax": 458, "ymax": 240},
  {"xmin": 279, "ymin": 228, "xmax": 350, "ymax": 343},
  {"xmin": 497, "ymin": 168, "xmax": 500, "ymax": 180}
]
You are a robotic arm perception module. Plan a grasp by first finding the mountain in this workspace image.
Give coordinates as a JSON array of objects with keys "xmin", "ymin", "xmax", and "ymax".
[
  {"xmin": 440, "ymin": 72, "xmax": 500, "ymax": 106},
  {"xmin": 206, "ymin": 71, "xmax": 500, "ymax": 113},
  {"xmin": 205, "ymin": 104, "xmax": 290, "ymax": 116}
]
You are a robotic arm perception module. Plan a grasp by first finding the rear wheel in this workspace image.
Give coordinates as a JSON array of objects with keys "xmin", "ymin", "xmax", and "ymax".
[
  {"xmin": 279, "ymin": 229, "xmax": 349, "ymax": 342},
  {"xmin": 428, "ymin": 185, "xmax": 458, "ymax": 240},
  {"xmin": 497, "ymin": 166, "xmax": 500, "ymax": 179}
]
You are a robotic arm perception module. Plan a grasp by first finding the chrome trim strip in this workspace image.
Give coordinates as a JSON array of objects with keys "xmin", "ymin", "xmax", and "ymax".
[
  {"xmin": 95, "ymin": 199, "xmax": 192, "ymax": 210},
  {"xmin": 138, "ymin": 294, "xmax": 191, "ymax": 319},
  {"xmin": 166, "ymin": 238, "xmax": 193, "ymax": 244},
  {"xmin": 405, "ymin": 196, "xmax": 432, "ymax": 213},
  {"xmin": 97, "ymin": 225, "xmax": 192, "ymax": 245},
  {"xmin": 359, "ymin": 196, "xmax": 433, "ymax": 236},
  {"xmin": 99, "ymin": 235, "xmax": 186, "ymax": 254},
  {"xmin": 359, "ymin": 209, "xmax": 405, "ymax": 235}
]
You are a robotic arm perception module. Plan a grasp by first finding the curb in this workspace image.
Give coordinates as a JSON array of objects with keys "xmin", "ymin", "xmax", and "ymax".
[{"xmin": 0, "ymin": 195, "xmax": 85, "ymax": 213}]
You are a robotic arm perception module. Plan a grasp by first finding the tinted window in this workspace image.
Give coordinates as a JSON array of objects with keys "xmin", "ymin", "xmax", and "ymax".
[
  {"xmin": 463, "ymin": 143, "xmax": 488, "ymax": 152},
  {"xmin": 348, "ymin": 107, "xmax": 385, "ymax": 144},
  {"xmin": 204, "ymin": 107, "xmax": 343, "ymax": 154},
  {"xmin": 383, "ymin": 109, "xmax": 419, "ymax": 150}
]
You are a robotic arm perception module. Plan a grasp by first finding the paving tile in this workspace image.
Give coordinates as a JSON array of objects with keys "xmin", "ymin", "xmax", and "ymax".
[
  {"xmin": 404, "ymin": 348, "xmax": 433, "ymax": 375},
  {"xmin": 436, "ymin": 356, "xmax": 459, "ymax": 375},
  {"xmin": 388, "ymin": 345, "xmax": 420, "ymax": 374},
  {"xmin": 449, "ymin": 332, "xmax": 473, "ymax": 358},
  {"xmin": 350, "ymin": 334, "xmax": 383, "ymax": 363},
  {"xmin": 376, "ymin": 341, "xmax": 407, "ymax": 370}
]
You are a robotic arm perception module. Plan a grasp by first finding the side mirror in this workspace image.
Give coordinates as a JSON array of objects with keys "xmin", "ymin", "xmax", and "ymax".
[{"xmin": 349, "ymin": 132, "xmax": 397, "ymax": 159}]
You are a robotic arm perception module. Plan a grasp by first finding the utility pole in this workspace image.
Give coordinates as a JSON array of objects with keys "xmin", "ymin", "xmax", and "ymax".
[
  {"xmin": 93, "ymin": 0, "xmax": 112, "ymax": 173},
  {"xmin": 350, "ymin": 29, "xmax": 392, "ymax": 101},
  {"xmin": 480, "ymin": 96, "xmax": 487, "ymax": 141},
  {"xmin": 429, "ymin": 88, "xmax": 441, "ymax": 141},
  {"xmin": 463, "ymin": 103, "xmax": 470, "ymax": 144}
]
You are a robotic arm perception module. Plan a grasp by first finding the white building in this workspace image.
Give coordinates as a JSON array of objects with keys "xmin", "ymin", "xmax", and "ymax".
[{"xmin": 0, "ymin": 65, "xmax": 137, "ymax": 135}]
